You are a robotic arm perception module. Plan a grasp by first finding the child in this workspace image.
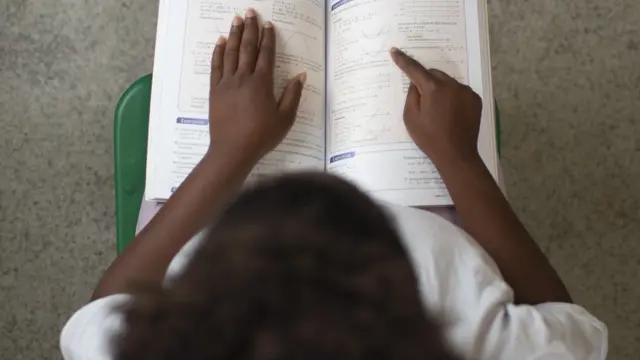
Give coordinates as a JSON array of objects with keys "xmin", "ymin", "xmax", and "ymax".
[{"xmin": 61, "ymin": 10, "xmax": 607, "ymax": 360}]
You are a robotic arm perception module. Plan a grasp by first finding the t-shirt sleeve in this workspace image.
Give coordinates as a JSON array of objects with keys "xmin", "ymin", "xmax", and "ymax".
[
  {"xmin": 60, "ymin": 233, "xmax": 205, "ymax": 360},
  {"xmin": 386, "ymin": 204, "xmax": 608, "ymax": 360},
  {"xmin": 60, "ymin": 294, "xmax": 131, "ymax": 360},
  {"xmin": 479, "ymin": 302, "xmax": 608, "ymax": 360}
]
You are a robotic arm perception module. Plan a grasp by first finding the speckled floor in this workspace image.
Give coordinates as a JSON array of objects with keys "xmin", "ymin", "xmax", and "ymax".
[{"xmin": 1, "ymin": 0, "xmax": 638, "ymax": 359}]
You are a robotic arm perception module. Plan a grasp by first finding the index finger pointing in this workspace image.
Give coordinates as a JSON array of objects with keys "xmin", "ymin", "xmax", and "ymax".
[{"xmin": 390, "ymin": 47, "xmax": 438, "ymax": 92}]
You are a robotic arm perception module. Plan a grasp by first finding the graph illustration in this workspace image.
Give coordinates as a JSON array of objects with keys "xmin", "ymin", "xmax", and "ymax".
[
  {"xmin": 361, "ymin": 43, "xmax": 389, "ymax": 58},
  {"xmin": 361, "ymin": 26, "xmax": 389, "ymax": 39},
  {"xmin": 279, "ymin": 28, "xmax": 319, "ymax": 53}
]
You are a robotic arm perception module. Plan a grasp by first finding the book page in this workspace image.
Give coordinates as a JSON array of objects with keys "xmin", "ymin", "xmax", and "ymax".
[
  {"xmin": 146, "ymin": 0, "xmax": 326, "ymax": 200},
  {"xmin": 326, "ymin": 0, "xmax": 497, "ymax": 206}
]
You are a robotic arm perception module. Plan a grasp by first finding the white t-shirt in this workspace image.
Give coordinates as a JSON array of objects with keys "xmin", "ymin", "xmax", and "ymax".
[{"xmin": 60, "ymin": 204, "xmax": 607, "ymax": 360}]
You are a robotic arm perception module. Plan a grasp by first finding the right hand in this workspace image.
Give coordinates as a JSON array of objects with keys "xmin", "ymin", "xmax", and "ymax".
[{"xmin": 390, "ymin": 47, "xmax": 483, "ymax": 165}]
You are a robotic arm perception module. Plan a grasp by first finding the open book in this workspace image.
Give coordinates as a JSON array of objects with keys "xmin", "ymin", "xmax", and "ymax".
[{"xmin": 146, "ymin": 0, "xmax": 498, "ymax": 206}]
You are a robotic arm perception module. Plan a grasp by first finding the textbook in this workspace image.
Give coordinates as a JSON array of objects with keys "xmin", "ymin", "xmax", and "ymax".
[{"xmin": 145, "ymin": 0, "xmax": 498, "ymax": 206}]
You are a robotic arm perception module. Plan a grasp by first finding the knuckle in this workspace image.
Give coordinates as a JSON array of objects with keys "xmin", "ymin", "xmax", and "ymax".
[
  {"xmin": 428, "ymin": 82, "xmax": 443, "ymax": 92},
  {"xmin": 261, "ymin": 43, "xmax": 275, "ymax": 52},
  {"xmin": 474, "ymin": 95, "xmax": 483, "ymax": 110},
  {"xmin": 240, "ymin": 45, "xmax": 254, "ymax": 54},
  {"xmin": 225, "ymin": 46, "xmax": 240, "ymax": 55},
  {"xmin": 465, "ymin": 87, "xmax": 481, "ymax": 100},
  {"xmin": 241, "ymin": 40, "xmax": 257, "ymax": 50},
  {"xmin": 466, "ymin": 91, "xmax": 482, "ymax": 108}
]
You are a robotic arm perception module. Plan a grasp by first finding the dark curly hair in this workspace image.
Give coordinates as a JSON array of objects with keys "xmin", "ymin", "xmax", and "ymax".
[{"xmin": 114, "ymin": 173, "xmax": 458, "ymax": 360}]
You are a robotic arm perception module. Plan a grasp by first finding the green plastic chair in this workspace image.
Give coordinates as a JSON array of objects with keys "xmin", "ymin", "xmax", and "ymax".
[
  {"xmin": 114, "ymin": 74, "xmax": 152, "ymax": 254},
  {"xmin": 114, "ymin": 74, "xmax": 501, "ymax": 253}
]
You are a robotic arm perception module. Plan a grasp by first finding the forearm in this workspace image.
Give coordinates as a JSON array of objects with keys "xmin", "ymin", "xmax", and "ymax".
[
  {"xmin": 435, "ymin": 154, "xmax": 572, "ymax": 305},
  {"xmin": 92, "ymin": 155, "xmax": 252, "ymax": 300}
]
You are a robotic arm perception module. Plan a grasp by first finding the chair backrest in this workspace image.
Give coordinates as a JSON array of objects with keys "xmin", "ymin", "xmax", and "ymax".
[{"xmin": 114, "ymin": 74, "xmax": 152, "ymax": 253}]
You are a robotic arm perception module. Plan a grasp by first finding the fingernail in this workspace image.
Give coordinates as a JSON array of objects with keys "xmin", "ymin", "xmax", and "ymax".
[
  {"xmin": 264, "ymin": 20, "xmax": 273, "ymax": 28},
  {"xmin": 245, "ymin": 8, "xmax": 256, "ymax": 18},
  {"xmin": 390, "ymin": 47, "xmax": 399, "ymax": 53},
  {"xmin": 216, "ymin": 36, "xmax": 226, "ymax": 45},
  {"xmin": 394, "ymin": 47, "xmax": 408, "ymax": 56},
  {"xmin": 298, "ymin": 72, "xmax": 307, "ymax": 85},
  {"xmin": 232, "ymin": 16, "xmax": 243, "ymax": 26}
]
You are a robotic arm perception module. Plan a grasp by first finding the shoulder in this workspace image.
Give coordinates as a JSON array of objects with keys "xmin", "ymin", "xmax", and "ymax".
[
  {"xmin": 382, "ymin": 204, "xmax": 608, "ymax": 360},
  {"xmin": 381, "ymin": 203, "xmax": 502, "ymax": 293},
  {"xmin": 60, "ymin": 233, "xmax": 207, "ymax": 360}
]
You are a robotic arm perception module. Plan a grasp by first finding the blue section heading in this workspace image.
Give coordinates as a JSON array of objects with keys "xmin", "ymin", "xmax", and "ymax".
[
  {"xmin": 330, "ymin": 152, "xmax": 356, "ymax": 164},
  {"xmin": 331, "ymin": 0, "xmax": 355, "ymax": 11},
  {"xmin": 177, "ymin": 117, "xmax": 209, "ymax": 125}
]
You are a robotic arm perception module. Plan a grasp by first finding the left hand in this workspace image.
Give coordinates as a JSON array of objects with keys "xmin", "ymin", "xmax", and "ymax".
[{"xmin": 206, "ymin": 9, "xmax": 306, "ymax": 169}]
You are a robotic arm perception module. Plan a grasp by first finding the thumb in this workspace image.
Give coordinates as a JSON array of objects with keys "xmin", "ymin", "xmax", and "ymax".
[{"xmin": 278, "ymin": 72, "xmax": 306, "ymax": 122}]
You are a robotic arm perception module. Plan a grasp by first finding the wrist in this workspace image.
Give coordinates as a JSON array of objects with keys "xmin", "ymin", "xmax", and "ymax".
[
  {"xmin": 429, "ymin": 148, "xmax": 484, "ymax": 173},
  {"xmin": 201, "ymin": 150, "xmax": 256, "ymax": 179}
]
